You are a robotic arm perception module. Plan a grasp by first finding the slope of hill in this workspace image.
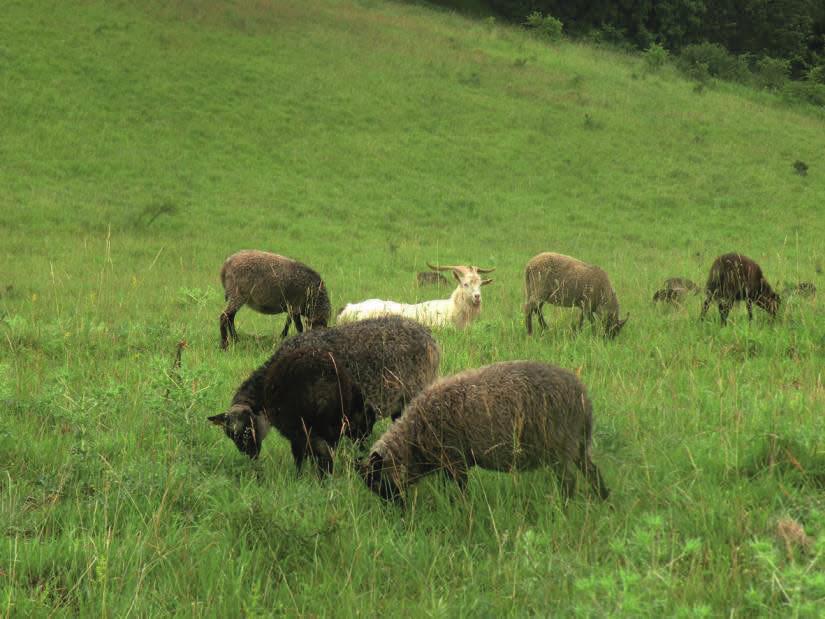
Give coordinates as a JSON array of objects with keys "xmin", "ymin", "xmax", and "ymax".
[{"xmin": 1, "ymin": 0, "xmax": 823, "ymax": 615}]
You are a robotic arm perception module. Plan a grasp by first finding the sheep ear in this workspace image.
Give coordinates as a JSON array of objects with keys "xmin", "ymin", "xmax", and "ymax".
[
  {"xmin": 481, "ymin": 278, "xmax": 494, "ymax": 286},
  {"xmin": 208, "ymin": 413, "xmax": 227, "ymax": 427}
]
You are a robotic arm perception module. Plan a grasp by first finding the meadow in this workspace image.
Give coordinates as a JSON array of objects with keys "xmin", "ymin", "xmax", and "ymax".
[{"xmin": 1, "ymin": 0, "xmax": 824, "ymax": 615}]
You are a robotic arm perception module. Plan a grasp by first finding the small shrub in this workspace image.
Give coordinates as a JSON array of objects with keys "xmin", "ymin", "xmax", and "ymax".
[
  {"xmin": 754, "ymin": 56, "xmax": 790, "ymax": 90},
  {"xmin": 679, "ymin": 43, "xmax": 746, "ymax": 81},
  {"xmin": 524, "ymin": 11, "xmax": 563, "ymax": 41},
  {"xmin": 807, "ymin": 64, "xmax": 825, "ymax": 85},
  {"xmin": 643, "ymin": 42, "xmax": 669, "ymax": 72},
  {"xmin": 783, "ymin": 80, "xmax": 825, "ymax": 107}
]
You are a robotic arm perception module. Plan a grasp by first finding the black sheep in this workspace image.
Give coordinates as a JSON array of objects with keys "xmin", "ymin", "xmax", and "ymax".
[
  {"xmin": 209, "ymin": 348, "xmax": 375, "ymax": 475},
  {"xmin": 700, "ymin": 253, "xmax": 780, "ymax": 325}
]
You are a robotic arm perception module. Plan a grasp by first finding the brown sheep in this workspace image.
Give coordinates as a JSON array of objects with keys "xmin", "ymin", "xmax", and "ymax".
[
  {"xmin": 219, "ymin": 250, "xmax": 330, "ymax": 349},
  {"xmin": 360, "ymin": 361, "xmax": 610, "ymax": 504},
  {"xmin": 523, "ymin": 252, "xmax": 628, "ymax": 338},
  {"xmin": 652, "ymin": 277, "xmax": 700, "ymax": 304},
  {"xmin": 700, "ymin": 253, "xmax": 780, "ymax": 325},
  {"xmin": 416, "ymin": 271, "xmax": 450, "ymax": 287}
]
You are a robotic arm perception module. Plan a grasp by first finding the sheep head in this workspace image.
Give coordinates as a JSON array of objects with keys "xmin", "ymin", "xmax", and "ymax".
[
  {"xmin": 606, "ymin": 314, "xmax": 630, "ymax": 339},
  {"xmin": 208, "ymin": 404, "xmax": 267, "ymax": 459},
  {"xmin": 427, "ymin": 262, "xmax": 495, "ymax": 308},
  {"xmin": 360, "ymin": 451, "xmax": 407, "ymax": 503},
  {"xmin": 756, "ymin": 289, "xmax": 781, "ymax": 317}
]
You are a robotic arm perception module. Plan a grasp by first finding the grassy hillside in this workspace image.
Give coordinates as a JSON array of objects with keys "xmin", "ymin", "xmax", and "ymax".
[{"xmin": 1, "ymin": 0, "xmax": 824, "ymax": 615}]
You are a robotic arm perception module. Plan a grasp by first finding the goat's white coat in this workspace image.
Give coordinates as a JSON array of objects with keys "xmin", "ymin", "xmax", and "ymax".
[{"xmin": 338, "ymin": 267, "xmax": 492, "ymax": 330}]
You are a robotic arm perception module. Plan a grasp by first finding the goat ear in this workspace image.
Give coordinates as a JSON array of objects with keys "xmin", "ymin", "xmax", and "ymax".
[
  {"xmin": 481, "ymin": 278, "xmax": 494, "ymax": 286},
  {"xmin": 208, "ymin": 413, "xmax": 227, "ymax": 426}
]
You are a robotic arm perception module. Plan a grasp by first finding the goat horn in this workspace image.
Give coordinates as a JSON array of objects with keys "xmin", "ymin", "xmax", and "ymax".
[
  {"xmin": 474, "ymin": 266, "xmax": 496, "ymax": 273},
  {"xmin": 427, "ymin": 262, "xmax": 464, "ymax": 272}
]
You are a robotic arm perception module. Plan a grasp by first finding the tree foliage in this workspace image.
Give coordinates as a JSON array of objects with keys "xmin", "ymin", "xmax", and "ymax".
[{"xmin": 457, "ymin": 0, "xmax": 824, "ymax": 73}]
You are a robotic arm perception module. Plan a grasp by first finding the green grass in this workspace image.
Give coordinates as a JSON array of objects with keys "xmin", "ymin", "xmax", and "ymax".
[{"xmin": 2, "ymin": 0, "xmax": 824, "ymax": 615}]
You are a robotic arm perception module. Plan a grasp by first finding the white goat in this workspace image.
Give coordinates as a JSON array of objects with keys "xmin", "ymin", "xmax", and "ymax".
[{"xmin": 337, "ymin": 263, "xmax": 495, "ymax": 330}]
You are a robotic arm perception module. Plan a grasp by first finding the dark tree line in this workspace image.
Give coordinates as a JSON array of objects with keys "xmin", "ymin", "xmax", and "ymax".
[{"xmin": 453, "ymin": 0, "xmax": 825, "ymax": 75}]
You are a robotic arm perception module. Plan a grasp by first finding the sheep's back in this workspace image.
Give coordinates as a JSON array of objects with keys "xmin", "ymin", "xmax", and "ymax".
[
  {"xmin": 278, "ymin": 317, "xmax": 440, "ymax": 418},
  {"xmin": 526, "ymin": 253, "xmax": 609, "ymax": 309},
  {"xmin": 398, "ymin": 361, "xmax": 590, "ymax": 470}
]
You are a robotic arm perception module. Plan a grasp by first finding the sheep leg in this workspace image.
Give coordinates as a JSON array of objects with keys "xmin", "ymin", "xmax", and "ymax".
[
  {"xmin": 575, "ymin": 454, "xmax": 610, "ymax": 501},
  {"xmin": 308, "ymin": 436, "xmax": 334, "ymax": 477},
  {"xmin": 552, "ymin": 462, "xmax": 576, "ymax": 503},
  {"xmin": 525, "ymin": 306, "xmax": 534, "ymax": 335},
  {"xmin": 746, "ymin": 299, "xmax": 754, "ymax": 321},
  {"xmin": 290, "ymin": 439, "xmax": 307, "ymax": 474},
  {"xmin": 537, "ymin": 303, "xmax": 548, "ymax": 330},
  {"xmin": 442, "ymin": 463, "xmax": 468, "ymax": 492},
  {"xmin": 292, "ymin": 313, "xmax": 304, "ymax": 333},
  {"xmin": 220, "ymin": 301, "xmax": 242, "ymax": 349},
  {"xmin": 280, "ymin": 314, "xmax": 293, "ymax": 339}
]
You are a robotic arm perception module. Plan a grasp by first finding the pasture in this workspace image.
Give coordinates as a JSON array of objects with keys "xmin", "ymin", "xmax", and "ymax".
[{"xmin": 1, "ymin": 0, "xmax": 824, "ymax": 614}]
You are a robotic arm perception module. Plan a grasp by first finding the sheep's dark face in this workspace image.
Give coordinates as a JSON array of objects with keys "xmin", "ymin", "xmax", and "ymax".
[
  {"xmin": 208, "ymin": 406, "xmax": 263, "ymax": 459},
  {"xmin": 757, "ymin": 290, "xmax": 781, "ymax": 317},
  {"xmin": 606, "ymin": 315, "xmax": 629, "ymax": 338},
  {"xmin": 360, "ymin": 452, "xmax": 404, "ymax": 503}
]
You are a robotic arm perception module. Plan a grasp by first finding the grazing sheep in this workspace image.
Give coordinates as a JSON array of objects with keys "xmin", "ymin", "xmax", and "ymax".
[
  {"xmin": 523, "ymin": 252, "xmax": 628, "ymax": 338},
  {"xmin": 338, "ymin": 263, "xmax": 495, "ymax": 330},
  {"xmin": 700, "ymin": 253, "xmax": 780, "ymax": 325},
  {"xmin": 209, "ymin": 348, "xmax": 372, "ymax": 475},
  {"xmin": 209, "ymin": 317, "xmax": 441, "ymax": 461},
  {"xmin": 652, "ymin": 277, "xmax": 700, "ymax": 304},
  {"xmin": 781, "ymin": 281, "xmax": 817, "ymax": 298},
  {"xmin": 416, "ymin": 271, "xmax": 450, "ymax": 287},
  {"xmin": 361, "ymin": 361, "xmax": 610, "ymax": 503},
  {"xmin": 219, "ymin": 250, "xmax": 330, "ymax": 349}
]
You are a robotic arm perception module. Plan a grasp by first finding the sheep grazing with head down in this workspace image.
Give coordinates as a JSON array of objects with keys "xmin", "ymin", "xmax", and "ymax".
[
  {"xmin": 523, "ymin": 252, "xmax": 628, "ymax": 338},
  {"xmin": 219, "ymin": 250, "xmax": 330, "ymax": 349},
  {"xmin": 209, "ymin": 316, "xmax": 441, "ymax": 464},
  {"xmin": 416, "ymin": 271, "xmax": 450, "ymax": 287},
  {"xmin": 700, "ymin": 253, "xmax": 780, "ymax": 325},
  {"xmin": 337, "ymin": 263, "xmax": 495, "ymax": 330},
  {"xmin": 652, "ymin": 277, "xmax": 700, "ymax": 304},
  {"xmin": 210, "ymin": 348, "xmax": 372, "ymax": 475},
  {"xmin": 361, "ymin": 361, "xmax": 610, "ymax": 503}
]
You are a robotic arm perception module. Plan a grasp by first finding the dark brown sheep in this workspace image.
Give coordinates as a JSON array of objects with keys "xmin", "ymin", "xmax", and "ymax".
[
  {"xmin": 700, "ymin": 253, "xmax": 780, "ymax": 325},
  {"xmin": 209, "ymin": 348, "xmax": 373, "ymax": 475},
  {"xmin": 219, "ymin": 250, "xmax": 330, "ymax": 349},
  {"xmin": 416, "ymin": 271, "xmax": 450, "ymax": 287},
  {"xmin": 652, "ymin": 277, "xmax": 700, "ymax": 304},
  {"xmin": 360, "ymin": 361, "xmax": 609, "ymax": 504},
  {"xmin": 781, "ymin": 281, "xmax": 817, "ymax": 298},
  {"xmin": 209, "ymin": 317, "xmax": 441, "ymax": 465}
]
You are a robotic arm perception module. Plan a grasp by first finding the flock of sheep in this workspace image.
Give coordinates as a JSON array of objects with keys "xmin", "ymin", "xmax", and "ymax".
[{"xmin": 209, "ymin": 248, "xmax": 805, "ymax": 503}]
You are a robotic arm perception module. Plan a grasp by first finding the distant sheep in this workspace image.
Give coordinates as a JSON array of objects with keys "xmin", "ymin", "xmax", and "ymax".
[
  {"xmin": 210, "ymin": 348, "xmax": 372, "ymax": 475},
  {"xmin": 219, "ymin": 250, "xmax": 330, "ymax": 349},
  {"xmin": 523, "ymin": 252, "xmax": 628, "ymax": 338},
  {"xmin": 416, "ymin": 271, "xmax": 450, "ymax": 287},
  {"xmin": 700, "ymin": 253, "xmax": 780, "ymax": 325},
  {"xmin": 361, "ymin": 361, "xmax": 610, "ymax": 503},
  {"xmin": 209, "ymin": 317, "xmax": 441, "ymax": 461},
  {"xmin": 338, "ymin": 263, "xmax": 495, "ymax": 330},
  {"xmin": 652, "ymin": 277, "xmax": 700, "ymax": 304},
  {"xmin": 781, "ymin": 281, "xmax": 816, "ymax": 298}
]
